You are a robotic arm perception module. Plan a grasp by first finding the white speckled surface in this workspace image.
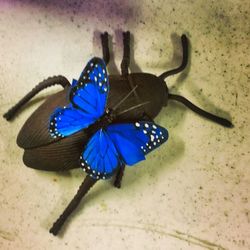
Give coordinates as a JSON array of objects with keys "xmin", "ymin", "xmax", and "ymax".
[{"xmin": 0, "ymin": 1, "xmax": 249, "ymax": 249}]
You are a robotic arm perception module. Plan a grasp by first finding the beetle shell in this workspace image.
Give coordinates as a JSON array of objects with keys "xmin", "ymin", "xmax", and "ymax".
[{"xmin": 17, "ymin": 73, "xmax": 168, "ymax": 171}]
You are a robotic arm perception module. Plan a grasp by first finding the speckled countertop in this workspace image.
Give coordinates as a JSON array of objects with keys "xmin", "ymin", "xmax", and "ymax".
[{"xmin": 0, "ymin": 1, "xmax": 249, "ymax": 249}]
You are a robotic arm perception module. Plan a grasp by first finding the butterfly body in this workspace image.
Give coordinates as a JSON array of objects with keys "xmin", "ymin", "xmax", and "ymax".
[{"xmin": 83, "ymin": 109, "xmax": 114, "ymax": 136}]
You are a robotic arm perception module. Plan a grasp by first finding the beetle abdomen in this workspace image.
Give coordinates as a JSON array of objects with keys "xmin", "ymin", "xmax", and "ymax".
[
  {"xmin": 128, "ymin": 73, "xmax": 168, "ymax": 117},
  {"xmin": 23, "ymin": 130, "xmax": 88, "ymax": 171}
]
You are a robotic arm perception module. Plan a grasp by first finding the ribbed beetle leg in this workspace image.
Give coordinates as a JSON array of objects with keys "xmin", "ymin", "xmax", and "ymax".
[
  {"xmin": 50, "ymin": 175, "xmax": 97, "ymax": 236},
  {"xmin": 3, "ymin": 76, "xmax": 70, "ymax": 121},
  {"xmin": 101, "ymin": 32, "xmax": 110, "ymax": 65},
  {"xmin": 114, "ymin": 163, "xmax": 126, "ymax": 188},
  {"xmin": 121, "ymin": 31, "xmax": 130, "ymax": 76}
]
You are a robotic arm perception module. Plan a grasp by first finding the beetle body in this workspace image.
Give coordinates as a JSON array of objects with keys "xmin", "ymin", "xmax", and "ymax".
[{"xmin": 17, "ymin": 73, "xmax": 168, "ymax": 171}]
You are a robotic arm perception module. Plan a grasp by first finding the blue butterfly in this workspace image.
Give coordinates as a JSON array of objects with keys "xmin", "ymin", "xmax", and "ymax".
[{"xmin": 49, "ymin": 57, "xmax": 168, "ymax": 180}]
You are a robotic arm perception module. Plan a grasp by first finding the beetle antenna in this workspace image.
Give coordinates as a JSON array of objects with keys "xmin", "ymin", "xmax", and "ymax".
[
  {"xmin": 168, "ymin": 94, "xmax": 233, "ymax": 128},
  {"xmin": 49, "ymin": 175, "xmax": 97, "ymax": 236},
  {"xmin": 112, "ymin": 85, "xmax": 138, "ymax": 111},
  {"xmin": 117, "ymin": 101, "xmax": 150, "ymax": 116},
  {"xmin": 3, "ymin": 76, "xmax": 70, "ymax": 121},
  {"xmin": 159, "ymin": 34, "xmax": 188, "ymax": 80}
]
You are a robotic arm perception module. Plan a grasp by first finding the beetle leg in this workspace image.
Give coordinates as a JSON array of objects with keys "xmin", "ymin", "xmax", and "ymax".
[
  {"xmin": 159, "ymin": 34, "xmax": 188, "ymax": 80},
  {"xmin": 3, "ymin": 75, "xmax": 70, "ymax": 121},
  {"xmin": 50, "ymin": 175, "xmax": 97, "ymax": 236},
  {"xmin": 101, "ymin": 32, "xmax": 110, "ymax": 65},
  {"xmin": 121, "ymin": 31, "xmax": 130, "ymax": 76},
  {"xmin": 168, "ymin": 94, "xmax": 233, "ymax": 127},
  {"xmin": 114, "ymin": 163, "xmax": 126, "ymax": 188}
]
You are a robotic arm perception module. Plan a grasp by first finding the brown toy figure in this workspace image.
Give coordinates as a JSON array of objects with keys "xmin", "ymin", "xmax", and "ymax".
[{"xmin": 3, "ymin": 31, "xmax": 233, "ymax": 235}]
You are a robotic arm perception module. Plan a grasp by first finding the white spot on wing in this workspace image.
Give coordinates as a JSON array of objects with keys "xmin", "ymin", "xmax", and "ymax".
[{"xmin": 135, "ymin": 122, "xmax": 140, "ymax": 127}]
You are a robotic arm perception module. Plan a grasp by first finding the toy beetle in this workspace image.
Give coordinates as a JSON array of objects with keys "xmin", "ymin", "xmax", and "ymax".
[{"xmin": 3, "ymin": 31, "xmax": 233, "ymax": 236}]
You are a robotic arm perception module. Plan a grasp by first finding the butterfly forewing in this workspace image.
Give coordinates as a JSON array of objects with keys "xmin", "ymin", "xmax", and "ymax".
[
  {"xmin": 49, "ymin": 58, "xmax": 109, "ymax": 139},
  {"xmin": 70, "ymin": 57, "xmax": 109, "ymax": 116}
]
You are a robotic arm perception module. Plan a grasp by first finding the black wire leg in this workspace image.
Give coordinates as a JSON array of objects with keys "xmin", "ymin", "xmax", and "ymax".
[
  {"xmin": 101, "ymin": 32, "xmax": 110, "ymax": 65},
  {"xmin": 114, "ymin": 164, "xmax": 126, "ymax": 188},
  {"xmin": 3, "ymin": 75, "xmax": 70, "ymax": 121},
  {"xmin": 121, "ymin": 31, "xmax": 130, "ymax": 76},
  {"xmin": 168, "ymin": 94, "xmax": 233, "ymax": 128},
  {"xmin": 50, "ymin": 175, "xmax": 97, "ymax": 236},
  {"xmin": 159, "ymin": 34, "xmax": 188, "ymax": 80}
]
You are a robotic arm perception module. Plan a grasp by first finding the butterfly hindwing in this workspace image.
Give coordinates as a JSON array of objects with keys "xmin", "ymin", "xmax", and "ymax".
[
  {"xmin": 80, "ymin": 129, "xmax": 121, "ymax": 179},
  {"xmin": 106, "ymin": 121, "xmax": 169, "ymax": 165},
  {"xmin": 80, "ymin": 121, "xmax": 168, "ymax": 180},
  {"xmin": 69, "ymin": 57, "xmax": 109, "ymax": 118},
  {"xmin": 49, "ymin": 57, "xmax": 109, "ymax": 138},
  {"xmin": 49, "ymin": 104, "xmax": 96, "ymax": 138}
]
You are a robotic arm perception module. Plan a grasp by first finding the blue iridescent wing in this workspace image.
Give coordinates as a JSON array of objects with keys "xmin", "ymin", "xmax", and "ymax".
[
  {"xmin": 49, "ymin": 104, "xmax": 96, "ymax": 138},
  {"xmin": 106, "ymin": 121, "xmax": 168, "ymax": 165},
  {"xmin": 80, "ymin": 121, "xmax": 168, "ymax": 180},
  {"xmin": 80, "ymin": 129, "xmax": 121, "ymax": 179},
  {"xmin": 69, "ymin": 57, "xmax": 109, "ymax": 117},
  {"xmin": 49, "ymin": 57, "xmax": 109, "ymax": 138},
  {"xmin": 71, "ymin": 78, "xmax": 78, "ymax": 88}
]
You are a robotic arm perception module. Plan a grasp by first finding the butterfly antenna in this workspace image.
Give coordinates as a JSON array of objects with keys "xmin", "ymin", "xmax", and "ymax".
[
  {"xmin": 117, "ymin": 101, "xmax": 150, "ymax": 116},
  {"xmin": 112, "ymin": 85, "xmax": 138, "ymax": 111}
]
